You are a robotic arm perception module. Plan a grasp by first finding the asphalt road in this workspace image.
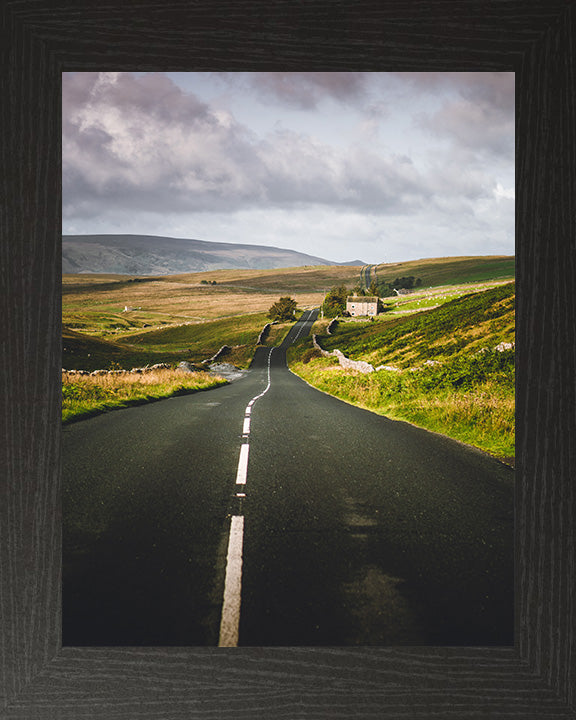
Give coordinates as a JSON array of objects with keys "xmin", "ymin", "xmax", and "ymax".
[{"xmin": 62, "ymin": 310, "xmax": 514, "ymax": 647}]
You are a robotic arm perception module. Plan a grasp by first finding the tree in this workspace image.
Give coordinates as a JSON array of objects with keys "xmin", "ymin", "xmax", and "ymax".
[
  {"xmin": 322, "ymin": 285, "xmax": 349, "ymax": 318},
  {"xmin": 268, "ymin": 296, "xmax": 298, "ymax": 321},
  {"xmin": 377, "ymin": 284, "xmax": 395, "ymax": 298}
]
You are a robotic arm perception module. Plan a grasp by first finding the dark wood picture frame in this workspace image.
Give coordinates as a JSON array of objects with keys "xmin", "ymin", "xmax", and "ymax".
[{"xmin": 1, "ymin": 1, "xmax": 575, "ymax": 717}]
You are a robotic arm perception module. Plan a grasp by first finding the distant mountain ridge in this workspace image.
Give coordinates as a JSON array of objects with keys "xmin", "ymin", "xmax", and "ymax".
[{"xmin": 62, "ymin": 234, "xmax": 360, "ymax": 275}]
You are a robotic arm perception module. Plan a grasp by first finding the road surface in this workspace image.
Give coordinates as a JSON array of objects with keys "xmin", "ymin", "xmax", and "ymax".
[{"xmin": 62, "ymin": 310, "xmax": 514, "ymax": 646}]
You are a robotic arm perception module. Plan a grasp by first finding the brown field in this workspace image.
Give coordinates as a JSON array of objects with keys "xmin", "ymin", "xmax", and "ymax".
[
  {"xmin": 165, "ymin": 264, "xmax": 364, "ymax": 290},
  {"xmin": 62, "ymin": 265, "xmax": 364, "ymax": 336}
]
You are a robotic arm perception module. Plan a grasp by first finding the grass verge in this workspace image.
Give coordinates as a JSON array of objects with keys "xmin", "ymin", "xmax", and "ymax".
[
  {"xmin": 62, "ymin": 369, "xmax": 227, "ymax": 424},
  {"xmin": 289, "ymin": 352, "xmax": 514, "ymax": 462}
]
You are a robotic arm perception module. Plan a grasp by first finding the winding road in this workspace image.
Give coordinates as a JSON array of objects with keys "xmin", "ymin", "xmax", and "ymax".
[{"xmin": 62, "ymin": 310, "xmax": 514, "ymax": 647}]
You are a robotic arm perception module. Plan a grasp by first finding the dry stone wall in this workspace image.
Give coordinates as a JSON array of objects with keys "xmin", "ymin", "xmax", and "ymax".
[
  {"xmin": 202, "ymin": 345, "xmax": 231, "ymax": 364},
  {"xmin": 311, "ymin": 334, "xmax": 515, "ymax": 377},
  {"xmin": 256, "ymin": 321, "xmax": 277, "ymax": 345},
  {"xmin": 312, "ymin": 335, "xmax": 374, "ymax": 374},
  {"xmin": 62, "ymin": 363, "xmax": 172, "ymax": 376}
]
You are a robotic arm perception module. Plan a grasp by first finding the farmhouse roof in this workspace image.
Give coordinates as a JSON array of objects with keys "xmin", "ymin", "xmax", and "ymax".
[{"xmin": 347, "ymin": 296, "xmax": 378, "ymax": 302}]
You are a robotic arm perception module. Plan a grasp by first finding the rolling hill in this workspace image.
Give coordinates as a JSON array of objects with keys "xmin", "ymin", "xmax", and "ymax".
[
  {"xmin": 62, "ymin": 234, "xmax": 354, "ymax": 275},
  {"xmin": 319, "ymin": 282, "xmax": 515, "ymax": 368},
  {"xmin": 62, "ymin": 257, "xmax": 515, "ymax": 374},
  {"xmin": 368, "ymin": 256, "xmax": 515, "ymax": 288}
]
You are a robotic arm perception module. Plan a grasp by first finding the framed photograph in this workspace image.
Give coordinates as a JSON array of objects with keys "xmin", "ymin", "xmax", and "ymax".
[
  {"xmin": 1, "ymin": 1, "xmax": 574, "ymax": 717},
  {"xmin": 60, "ymin": 70, "xmax": 515, "ymax": 651}
]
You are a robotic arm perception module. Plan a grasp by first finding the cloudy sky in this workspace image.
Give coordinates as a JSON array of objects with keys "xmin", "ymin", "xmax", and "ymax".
[{"xmin": 62, "ymin": 71, "xmax": 514, "ymax": 264}]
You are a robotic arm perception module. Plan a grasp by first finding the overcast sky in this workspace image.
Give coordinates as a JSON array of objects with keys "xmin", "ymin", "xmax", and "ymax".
[{"xmin": 62, "ymin": 71, "xmax": 514, "ymax": 264}]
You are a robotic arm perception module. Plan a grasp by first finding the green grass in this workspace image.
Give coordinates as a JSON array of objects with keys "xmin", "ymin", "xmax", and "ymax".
[
  {"xmin": 63, "ymin": 328, "xmax": 161, "ymax": 371},
  {"xmin": 324, "ymin": 283, "xmax": 515, "ymax": 368},
  {"xmin": 63, "ymin": 312, "xmax": 290, "ymax": 371},
  {"xmin": 387, "ymin": 288, "xmax": 478, "ymax": 312},
  {"xmin": 127, "ymin": 312, "xmax": 269, "ymax": 349},
  {"xmin": 289, "ymin": 283, "xmax": 515, "ymax": 461},
  {"xmin": 62, "ymin": 369, "xmax": 227, "ymax": 424},
  {"xmin": 373, "ymin": 256, "xmax": 514, "ymax": 288},
  {"xmin": 62, "ymin": 313, "xmax": 296, "ymax": 422},
  {"xmin": 126, "ymin": 312, "xmax": 297, "ymax": 367}
]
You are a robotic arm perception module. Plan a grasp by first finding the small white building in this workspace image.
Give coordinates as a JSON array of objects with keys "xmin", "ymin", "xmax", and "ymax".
[{"xmin": 346, "ymin": 296, "xmax": 379, "ymax": 317}]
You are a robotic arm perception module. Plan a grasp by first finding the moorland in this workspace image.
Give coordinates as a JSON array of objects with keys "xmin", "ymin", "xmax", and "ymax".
[{"xmin": 63, "ymin": 255, "xmax": 515, "ymax": 461}]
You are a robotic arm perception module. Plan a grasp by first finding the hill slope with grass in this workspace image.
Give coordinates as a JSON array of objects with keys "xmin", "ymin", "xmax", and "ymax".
[
  {"xmin": 63, "ymin": 312, "xmax": 293, "ymax": 372},
  {"xmin": 62, "ymin": 311, "xmax": 294, "ymax": 423},
  {"xmin": 322, "ymin": 282, "xmax": 515, "ymax": 367},
  {"xmin": 289, "ymin": 283, "xmax": 515, "ymax": 462},
  {"xmin": 367, "ymin": 255, "xmax": 514, "ymax": 290}
]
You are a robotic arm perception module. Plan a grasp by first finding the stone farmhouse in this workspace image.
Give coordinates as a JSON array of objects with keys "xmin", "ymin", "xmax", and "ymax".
[{"xmin": 346, "ymin": 296, "xmax": 379, "ymax": 317}]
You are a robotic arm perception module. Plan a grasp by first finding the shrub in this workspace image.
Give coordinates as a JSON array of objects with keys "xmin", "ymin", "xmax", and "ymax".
[
  {"xmin": 322, "ymin": 285, "xmax": 349, "ymax": 317},
  {"xmin": 268, "ymin": 296, "xmax": 298, "ymax": 321}
]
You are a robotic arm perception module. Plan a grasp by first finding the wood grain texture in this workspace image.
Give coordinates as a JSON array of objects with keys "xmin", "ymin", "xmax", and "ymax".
[{"xmin": 1, "ymin": 1, "xmax": 574, "ymax": 717}]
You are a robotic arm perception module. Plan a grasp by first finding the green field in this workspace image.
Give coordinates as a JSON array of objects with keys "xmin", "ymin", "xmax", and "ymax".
[
  {"xmin": 320, "ymin": 282, "xmax": 515, "ymax": 367},
  {"xmin": 63, "ymin": 313, "xmax": 294, "ymax": 371},
  {"xmin": 62, "ymin": 265, "xmax": 363, "ymax": 338},
  {"xmin": 371, "ymin": 255, "xmax": 515, "ymax": 288}
]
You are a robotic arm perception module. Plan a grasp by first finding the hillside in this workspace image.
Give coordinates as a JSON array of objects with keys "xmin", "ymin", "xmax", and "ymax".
[
  {"xmin": 62, "ymin": 328, "xmax": 157, "ymax": 371},
  {"xmin": 61, "ymin": 265, "xmax": 366, "ymax": 342},
  {"xmin": 321, "ymin": 282, "xmax": 515, "ymax": 368},
  {"xmin": 62, "ymin": 234, "xmax": 351, "ymax": 275},
  {"xmin": 62, "ymin": 313, "xmax": 287, "ymax": 371},
  {"xmin": 366, "ymin": 256, "xmax": 514, "ymax": 290},
  {"xmin": 162, "ymin": 264, "xmax": 366, "ymax": 291},
  {"xmin": 289, "ymin": 283, "xmax": 515, "ymax": 460}
]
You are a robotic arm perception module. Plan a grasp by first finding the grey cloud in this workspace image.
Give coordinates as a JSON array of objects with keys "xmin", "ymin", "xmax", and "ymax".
[
  {"xmin": 391, "ymin": 72, "xmax": 514, "ymax": 112},
  {"xmin": 217, "ymin": 72, "xmax": 514, "ymax": 121},
  {"xmin": 215, "ymin": 72, "xmax": 368, "ymax": 109},
  {"xmin": 424, "ymin": 101, "xmax": 514, "ymax": 157},
  {"xmin": 229, "ymin": 71, "xmax": 515, "ymax": 158},
  {"xmin": 63, "ymin": 73, "xmax": 436, "ymax": 220},
  {"xmin": 396, "ymin": 72, "xmax": 514, "ymax": 157},
  {"xmin": 63, "ymin": 72, "xmax": 257, "ymax": 217},
  {"xmin": 62, "ymin": 72, "xmax": 503, "ymax": 225},
  {"xmin": 426, "ymin": 148, "xmax": 499, "ymax": 202}
]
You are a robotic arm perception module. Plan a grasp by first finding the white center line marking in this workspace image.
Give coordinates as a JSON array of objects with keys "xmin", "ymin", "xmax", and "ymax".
[
  {"xmin": 235, "ymin": 444, "xmax": 250, "ymax": 485},
  {"xmin": 217, "ymin": 316, "xmax": 314, "ymax": 647},
  {"xmin": 218, "ymin": 515, "xmax": 244, "ymax": 647}
]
